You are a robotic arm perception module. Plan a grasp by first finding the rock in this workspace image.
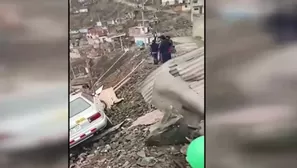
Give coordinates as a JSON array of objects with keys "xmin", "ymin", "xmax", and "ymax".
[
  {"xmin": 154, "ymin": 151, "xmax": 165, "ymax": 157},
  {"xmin": 125, "ymin": 134, "xmax": 133, "ymax": 141},
  {"xmin": 82, "ymin": 147, "xmax": 90, "ymax": 151},
  {"xmin": 180, "ymin": 145, "xmax": 188, "ymax": 155},
  {"xmin": 136, "ymin": 157, "xmax": 158, "ymax": 167},
  {"xmin": 98, "ymin": 139, "xmax": 105, "ymax": 146},
  {"xmin": 123, "ymin": 161, "xmax": 130, "ymax": 167},
  {"xmin": 173, "ymin": 160, "xmax": 184, "ymax": 168},
  {"xmin": 93, "ymin": 142, "xmax": 99, "ymax": 148},
  {"xmin": 199, "ymin": 120, "xmax": 204, "ymax": 135},
  {"xmin": 137, "ymin": 149, "xmax": 146, "ymax": 158},
  {"xmin": 111, "ymin": 142, "xmax": 119, "ymax": 149},
  {"xmin": 168, "ymin": 146, "xmax": 180, "ymax": 155},
  {"xmin": 130, "ymin": 110, "xmax": 164, "ymax": 128},
  {"xmin": 103, "ymin": 144, "xmax": 112, "ymax": 152},
  {"xmin": 87, "ymin": 154, "xmax": 95, "ymax": 158},
  {"xmin": 146, "ymin": 111, "xmax": 190, "ymax": 146}
]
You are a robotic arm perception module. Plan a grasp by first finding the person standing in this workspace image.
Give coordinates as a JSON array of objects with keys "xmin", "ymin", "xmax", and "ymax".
[
  {"xmin": 166, "ymin": 35, "xmax": 173, "ymax": 47},
  {"xmin": 158, "ymin": 35, "xmax": 171, "ymax": 63},
  {"xmin": 166, "ymin": 35, "xmax": 174, "ymax": 59},
  {"xmin": 150, "ymin": 39, "xmax": 159, "ymax": 64}
]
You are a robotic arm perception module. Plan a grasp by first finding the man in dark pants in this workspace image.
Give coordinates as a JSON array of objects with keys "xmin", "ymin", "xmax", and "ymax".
[
  {"xmin": 150, "ymin": 39, "xmax": 159, "ymax": 64},
  {"xmin": 166, "ymin": 35, "xmax": 174, "ymax": 59},
  {"xmin": 158, "ymin": 35, "xmax": 171, "ymax": 63}
]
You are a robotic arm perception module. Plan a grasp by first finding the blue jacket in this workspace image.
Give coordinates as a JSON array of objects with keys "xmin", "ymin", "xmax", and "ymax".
[
  {"xmin": 158, "ymin": 40, "xmax": 170, "ymax": 54},
  {"xmin": 150, "ymin": 42, "xmax": 159, "ymax": 53}
]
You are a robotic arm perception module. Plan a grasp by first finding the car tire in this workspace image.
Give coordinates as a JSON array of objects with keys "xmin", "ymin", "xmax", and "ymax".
[{"xmin": 100, "ymin": 100, "xmax": 107, "ymax": 110}]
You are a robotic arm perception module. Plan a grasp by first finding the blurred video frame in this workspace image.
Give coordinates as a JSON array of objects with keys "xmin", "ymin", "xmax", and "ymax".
[
  {"xmin": 5, "ymin": 0, "xmax": 297, "ymax": 167},
  {"xmin": 207, "ymin": 0, "xmax": 297, "ymax": 168},
  {"xmin": 0, "ymin": 0, "xmax": 68, "ymax": 168},
  {"xmin": 69, "ymin": 0, "xmax": 204, "ymax": 168}
]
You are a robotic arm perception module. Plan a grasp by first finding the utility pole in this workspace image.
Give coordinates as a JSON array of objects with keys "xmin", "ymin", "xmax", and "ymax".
[
  {"xmin": 86, "ymin": 59, "xmax": 95, "ymax": 94},
  {"xmin": 141, "ymin": 0, "xmax": 145, "ymax": 26},
  {"xmin": 190, "ymin": 0, "xmax": 194, "ymax": 22},
  {"xmin": 119, "ymin": 36, "xmax": 124, "ymax": 50},
  {"xmin": 70, "ymin": 63, "xmax": 76, "ymax": 79}
]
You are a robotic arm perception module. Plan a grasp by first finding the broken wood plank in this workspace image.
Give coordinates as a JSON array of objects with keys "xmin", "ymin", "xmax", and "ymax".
[
  {"xmin": 91, "ymin": 120, "xmax": 127, "ymax": 142},
  {"xmin": 114, "ymin": 77, "xmax": 131, "ymax": 92},
  {"xmin": 113, "ymin": 59, "xmax": 145, "ymax": 89}
]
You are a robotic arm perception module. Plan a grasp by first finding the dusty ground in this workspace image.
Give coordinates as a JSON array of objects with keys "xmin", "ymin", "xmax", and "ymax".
[{"xmin": 70, "ymin": 124, "xmax": 189, "ymax": 168}]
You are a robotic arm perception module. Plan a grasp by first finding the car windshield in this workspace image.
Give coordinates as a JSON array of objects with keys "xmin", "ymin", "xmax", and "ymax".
[{"xmin": 70, "ymin": 97, "xmax": 91, "ymax": 117}]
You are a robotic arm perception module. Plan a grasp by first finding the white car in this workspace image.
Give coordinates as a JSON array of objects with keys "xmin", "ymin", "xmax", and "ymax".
[
  {"xmin": 0, "ymin": 84, "xmax": 68, "ymax": 154},
  {"xmin": 69, "ymin": 92, "xmax": 111, "ymax": 148}
]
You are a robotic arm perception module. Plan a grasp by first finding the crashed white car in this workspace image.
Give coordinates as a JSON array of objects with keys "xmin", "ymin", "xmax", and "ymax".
[{"xmin": 69, "ymin": 92, "xmax": 111, "ymax": 148}]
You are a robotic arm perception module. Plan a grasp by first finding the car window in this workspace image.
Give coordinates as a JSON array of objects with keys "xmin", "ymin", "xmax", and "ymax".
[
  {"xmin": 81, "ymin": 93, "xmax": 94, "ymax": 102},
  {"xmin": 70, "ymin": 97, "xmax": 91, "ymax": 117}
]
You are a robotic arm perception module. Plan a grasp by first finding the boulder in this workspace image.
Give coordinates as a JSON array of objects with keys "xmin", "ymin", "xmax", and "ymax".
[{"xmin": 145, "ymin": 107, "xmax": 191, "ymax": 146}]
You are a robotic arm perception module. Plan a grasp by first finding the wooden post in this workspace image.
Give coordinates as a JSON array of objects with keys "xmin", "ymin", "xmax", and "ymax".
[
  {"xmin": 141, "ymin": 0, "xmax": 145, "ymax": 27},
  {"xmin": 190, "ymin": 0, "xmax": 193, "ymax": 22},
  {"xmin": 119, "ymin": 36, "xmax": 124, "ymax": 50},
  {"xmin": 70, "ymin": 63, "xmax": 76, "ymax": 79},
  {"xmin": 86, "ymin": 59, "xmax": 95, "ymax": 94}
]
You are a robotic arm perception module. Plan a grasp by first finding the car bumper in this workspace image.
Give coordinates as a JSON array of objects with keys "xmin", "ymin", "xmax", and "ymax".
[{"xmin": 70, "ymin": 114, "xmax": 108, "ymax": 148}]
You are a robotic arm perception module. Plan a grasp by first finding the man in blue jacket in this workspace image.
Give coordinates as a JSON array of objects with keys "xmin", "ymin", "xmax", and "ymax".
[
  {"xmin": 150, "ymin": 39, "xmax": 159, "ymax": 64},
  {"xmin": 158, "ymin": 35, "xmax": 171, "ymax": 63}
]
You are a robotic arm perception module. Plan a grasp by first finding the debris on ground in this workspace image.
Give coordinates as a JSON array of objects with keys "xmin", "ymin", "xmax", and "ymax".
[
  {"xmin": 69, "ymin": 46, "xmax": 201, "ymax": 168},
  {"xmin": 70, "ymin": 125, "xmax": 189, "ymax": 168},
  {"xmin": 96, "ymin": 87, "xmax": 124, "ymax": 109},
  {"xmin": 69, "ymin": 0, "xmax": 202, "ymax": 166},
  {"xmin": 104, "ymin": 52, "xmax": 158, "ymax": 125},
  {"xmin": 145, "ymin": 107, "xmax": 193, "ymax": 146},
  {"xmin": 91, "ymin": 120, "xmax": 128, "ymax": 142},
  {"xmin": 129, "ymin": 109, "xmax": 163, "ymax": 128}
]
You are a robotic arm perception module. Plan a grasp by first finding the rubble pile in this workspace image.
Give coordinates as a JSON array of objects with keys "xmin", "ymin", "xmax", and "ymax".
[
  {"xmin": 156, "ymin": 14, "xmax": 192, "ymax": 36},
  {"xmin": 70, "ymin": 50, "xmax": 193, "ymax": 168},
  {"xmin": 101, "ymin": 50, "xmax": 147, "ymax": 88},
  {"xmin": 70, "ymin": 0, "xmax": 199, "ymax": 166},
  {"xmin": 92, "ymin": 50, "xmax": 134, "ymax": 81},
  {"xmin": 70, "ymin": 125, "xmax": 189, "ymax": 168},
  {"xmin": 105, "ymin": 56, "xmax": 158, "ymax": 124}
]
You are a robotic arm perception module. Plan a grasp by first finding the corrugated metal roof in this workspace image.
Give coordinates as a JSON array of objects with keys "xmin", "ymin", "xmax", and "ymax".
[
  {"xmin": 139, "ymin": 47, "xmax": 204, "ymax": 104},
  {"xmin": 189, "ymin": 80, "xmax": 204, "ymax": 99},
  {"xmin": 176, "ymin": 55, "xmax": 204, "ymax": 81}
]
